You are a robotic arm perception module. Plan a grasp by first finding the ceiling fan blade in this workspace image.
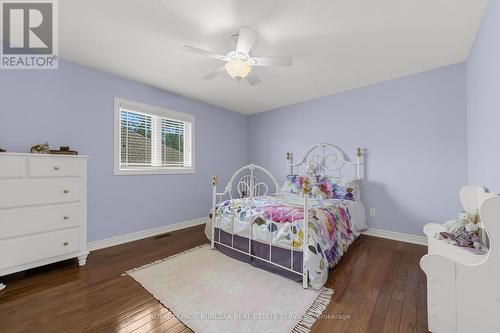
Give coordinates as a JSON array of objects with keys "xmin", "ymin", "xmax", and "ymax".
[
  {"xmin": 202, "ymin": 67, "xmax": 226, "ymax": 80},
  {"xmin": 182, "ymin": 46, "xmax": 226, "ymax": 60},
  {"xmin": 236, "ymin": 26, "xmax": 259, "ymax": 54},
  {"xmin": 250, "ymin": 55, "xmax": 293, "ymax": 67},
  {"xmin": 245, "ymin": 74, "xmax": 262, "ymax": 86}
]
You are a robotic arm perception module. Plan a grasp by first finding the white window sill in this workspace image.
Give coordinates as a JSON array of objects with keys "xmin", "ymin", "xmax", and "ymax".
[{"xmin": 114, "ymin": 167, "xmax": 195, "ymax": 175}]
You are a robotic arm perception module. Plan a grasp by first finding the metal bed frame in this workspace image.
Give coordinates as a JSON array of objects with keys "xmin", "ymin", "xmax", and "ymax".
[{"xmin": 210, "ymin": 143, "xmax": 362, "ymax": 288}]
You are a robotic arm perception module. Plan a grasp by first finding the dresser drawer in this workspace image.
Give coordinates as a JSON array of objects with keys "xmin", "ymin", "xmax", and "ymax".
[
  {"xmin": 0, "ymin": 178, "xmax": 82, "ymax": 208},
  {"xmin": 28, "ymin": 157, "xmax": 82, "ymax": 178},
  {"xmin": 0, "ymin": 155, "xmax": 25, "ymax": 179},
  {"xmin": 0, "ymin": 228, "xmax": 81, "ymax": 270},
  {"xmin": 0, "ymin": 203, "xmax": 82, "ymax": 239}
]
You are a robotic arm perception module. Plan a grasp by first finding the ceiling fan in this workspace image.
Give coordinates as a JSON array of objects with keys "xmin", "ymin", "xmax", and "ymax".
[{"xmin": 182, "ymin": 26, "xmax": 293, "ymax": 86}]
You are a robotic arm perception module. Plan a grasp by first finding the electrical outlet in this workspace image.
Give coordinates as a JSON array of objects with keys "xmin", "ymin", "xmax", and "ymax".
[{"xmin": 369, "ymin": 208, "xmax": 376, "ymax": 217}]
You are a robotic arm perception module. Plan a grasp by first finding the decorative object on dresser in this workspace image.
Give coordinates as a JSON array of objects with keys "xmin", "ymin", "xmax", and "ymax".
[
  {"xmin": 30, "ymin": 142, "xmax": 50, "ymax": 154},
  {"xmin": 0, "ymin": 153, "xmax": 88, "ymax": 282},
  {"xmin": 50, "ymin": 146, "xmax": 78, "ymax": 155},
  {"xmin": 420, "ymin": 186, "xmax": 499, "ymax": 333}
]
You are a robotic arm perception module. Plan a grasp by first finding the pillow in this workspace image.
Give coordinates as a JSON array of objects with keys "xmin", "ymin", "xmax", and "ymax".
[
  {"xmin": 281, "ymin": 175, "xmax": 360, "ymax": 201},
  {"xmin": 312, "ymin": 176, "xmax": 335, "ymax": 199},
  {"xmin": 329, "ymin": 177, "xmax": 360, "ymax": 201},
  {"xmin": 281, "ymin": 175, "xmax": 304, "ymax": 195},
  {"xmin": 282, "ymin": 175, "xmax": 335, "ymax": 199}
]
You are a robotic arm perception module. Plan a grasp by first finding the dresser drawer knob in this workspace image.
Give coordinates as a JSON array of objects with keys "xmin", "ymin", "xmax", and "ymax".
[
  {"xmin": 54, "ymin": 166, "xmax": 60, "ymax": 171},
  {"xmin": 64, "ymin": 216, "xmax": 70, "ymax": 220},
  {"xmin": 63, "ymin": 189, "xmax": 69, "ymax": 194},
  {"xmin": 63, "ymin": 241, "xmax": 69, "ymax": 246}
]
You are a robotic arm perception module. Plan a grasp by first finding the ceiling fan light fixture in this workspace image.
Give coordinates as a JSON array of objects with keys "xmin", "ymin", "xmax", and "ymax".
[
  {"xmin": 183, "ymin": 25, "xmax": 293, "ymax": 86},
  {"xmin": 224, "ymin": 60, "xmax": 251, "ymax": 79}
]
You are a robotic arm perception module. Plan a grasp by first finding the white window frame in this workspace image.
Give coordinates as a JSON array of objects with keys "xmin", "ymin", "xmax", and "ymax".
[{"xmin": 114, "ymin": 97, "xmax": 195, "ymax": 175}]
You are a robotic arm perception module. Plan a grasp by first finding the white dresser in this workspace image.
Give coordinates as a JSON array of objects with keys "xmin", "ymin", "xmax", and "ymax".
[{"xmin": 0, "ymin": 153, "xmax": 88, "ymax": 277}]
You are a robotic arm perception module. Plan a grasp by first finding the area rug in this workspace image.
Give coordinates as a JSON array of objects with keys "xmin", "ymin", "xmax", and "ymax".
[{"xmin": 123, "ymin": 244, "xmax": 333, "ymax": 333}]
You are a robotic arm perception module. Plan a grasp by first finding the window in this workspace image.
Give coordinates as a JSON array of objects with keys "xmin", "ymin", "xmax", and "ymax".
[{"xmin": 114, "ymin": 98, "xmax": 194, "ymax": 175}]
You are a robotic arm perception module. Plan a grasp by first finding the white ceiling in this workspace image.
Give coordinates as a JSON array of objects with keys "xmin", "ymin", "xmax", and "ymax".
[{"xmin": 60, "ymin": 0, "xmax": 489, "ymax": 115}]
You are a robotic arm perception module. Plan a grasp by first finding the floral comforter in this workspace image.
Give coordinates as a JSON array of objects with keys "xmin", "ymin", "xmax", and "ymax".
[{"xmin": 214, "ymin": 194, "xmax": 356, "ymax": 289}]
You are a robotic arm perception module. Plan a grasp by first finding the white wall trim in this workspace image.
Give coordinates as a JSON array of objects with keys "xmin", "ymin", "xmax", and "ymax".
[
  {"xmin": 88, "ymin": 219, "xmax": 425, "ymax": 252},
  {"xmin": 362, "ymin": 228, "xmax": 427, "ymax": 246},
  {"xmin": 88, "ymin": 217, "xmax": 208, "ymax": 252}
]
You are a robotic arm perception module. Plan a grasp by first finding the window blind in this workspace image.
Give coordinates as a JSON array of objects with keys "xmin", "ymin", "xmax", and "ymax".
[
  {"xmin": 120, "ymin": 110, "xmax": 152, "ymax": 166},
  {"xmin": 119, "ymin": 108, "xmax": 192, "ymax": 170},
  {"xmin": 161, "ymin": 118, "xmax": 185, "ymax": 167}
]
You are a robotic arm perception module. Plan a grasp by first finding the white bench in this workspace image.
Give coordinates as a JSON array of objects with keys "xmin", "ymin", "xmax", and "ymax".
[{"xmin": 420, "ymin": 186, "xmax": 499, "ymax": 332}]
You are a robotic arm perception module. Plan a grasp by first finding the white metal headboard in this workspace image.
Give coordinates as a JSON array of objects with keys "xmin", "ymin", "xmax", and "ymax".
[{"xmin": 286, "ymin": 143, "xmax": 363, "ymax": 179}]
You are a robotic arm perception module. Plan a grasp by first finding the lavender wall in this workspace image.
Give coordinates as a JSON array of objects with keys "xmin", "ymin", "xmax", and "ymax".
[
  {"xmin": 467, "ymin": 0, "xmax": 500, "ymax": 193},
  {"xmin": 249, "ymin": 63, "xmax": 468, "ymax": 236},
  {"xmin": 0, "ymin": 58, "xmax": 470, "ymax": 239},
  {"xmin": 0, "ymin": 60, "xmax": 248, "ymax": 242}
]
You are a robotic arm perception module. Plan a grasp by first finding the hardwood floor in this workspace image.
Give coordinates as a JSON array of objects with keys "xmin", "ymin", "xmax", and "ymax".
[{"xmin": 0, "ymin": 225, "xmax": 428, "ymax": 333}]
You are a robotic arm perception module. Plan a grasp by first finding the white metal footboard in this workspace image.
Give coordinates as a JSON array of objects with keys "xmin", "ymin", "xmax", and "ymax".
[{"xmin": 210, "ymin": 164, "xmax": 311, "ymax": 288}]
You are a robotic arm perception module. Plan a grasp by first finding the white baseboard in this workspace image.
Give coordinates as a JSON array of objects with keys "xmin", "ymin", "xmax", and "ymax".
[
  {"xmin": 362, "ymin": 228, "xmax": 427, "ymax": 246},
  {"xmin": 88, "ymin": 217, "xmax": 209, "ymax": 252},
  {"xmin": 88, "ymin": 219, "xmax": 425, "ymax": 252}
]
